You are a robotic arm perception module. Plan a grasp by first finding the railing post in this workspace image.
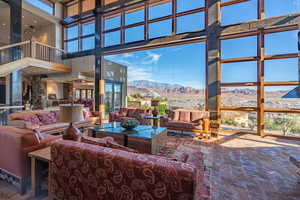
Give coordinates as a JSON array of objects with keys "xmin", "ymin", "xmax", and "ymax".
[{"xmin": 31, "ymin": 39, "xmax": 36, "ymax": 59}]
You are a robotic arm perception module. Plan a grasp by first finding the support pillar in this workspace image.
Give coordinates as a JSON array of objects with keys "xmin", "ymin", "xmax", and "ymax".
[
  {"xmin": 8, "ymin": 0, "xmax": 22, "ymax": 106},
  {"xmin": 206, "ymin": 0, "xmax": 221, "ymax": 137},
  {"xmin": 94, "ymin": 0, "xmax": 105, "ymax": 119}
]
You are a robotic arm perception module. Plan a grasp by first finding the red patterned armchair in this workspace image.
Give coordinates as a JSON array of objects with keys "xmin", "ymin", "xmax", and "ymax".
[
  {"xmin": 49, "ymin": 140, "xmax": 208, "ymax": 200},
  {"xmin": 109, "ymin": 108, "xmax": 151, "ymax": 125}
]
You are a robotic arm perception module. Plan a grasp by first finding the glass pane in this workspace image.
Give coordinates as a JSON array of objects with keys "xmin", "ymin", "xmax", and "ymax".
[
  {"xmin": 149, "ymin": 19, "xmax": 172, "ymax": 39},
  {"xmin": 82, "ymin": 0, "xmax": 95, "ymax": 12},
  {"xmin": 105, "ymin": 15, "xmax": 121, "ymax": 31},
  {"xmin": 177, "ymin": 12, "xmax": 205, "ymax": 33},
  {"xmin": 105, "ymin": 83, "xmax": 113, "ymax": 113},
  {"xmin": 177, "ymin": 0, "xmax": 204, "ymax": 13},
  {"xmin": 25, "ymin": 0, "xmax": 53, "ymax": 14},
  {"xmin": 67, "ymin": 3, "xmax": 79, "ymax": 17},
  {"xmin": 221, "ymin": 61, "xmax": 257, "ymax": 83},
  {"xmin": 125, "ymin": 25, "xmax": 144, "ymax": 43},
  {"xmin": 265, "ymin": 113, "xmax": 300, "ymax": 137},
  {"xmin": 221, "ymin": 0, "xmax": 257, "ymax": 26},
  {"xmin": 125, "ymin": 9, "xmax": 144, "ymax": 25},
  {"xmin": 67, "ymin": 40, "xmax": 78, "ymax": 52},
  {"xmin": 82, "ymin": 21, "xmax": 95, "ymax": 36},
  {"xmin": 221, "ymin": 87, "xmax": 257, "ymax": 107},
  {"xmin": 75, "ymin": 90, "xmax": 80, "ymax": 100},
  {"xmin": 104, "ymin": 31, "xmax": 121, "ymax": 47},
  {"xmin": 265, "ymin": 86, "xmax": 300, "ymax": 109},
  {"xmin": 221, "ymin": 111, "xmax": 257, "ymax": 133},
  {"xmin": 81, "ymin": 90, "xmax": 87, "ymax": 99},
  {"xmin": 221, "ymin": 36, "xmax": 257, "ymax": 59},
  {"xmin": 114, "ymin": 84, "xmax": 122, "ymax": 110},
  {"xmin": 104, "ymin": 42, "xmax": 206, "ymax": 111},
  {"xmin": 67, "ymin": 25, "xmax": 79, "ymax": 40},
  {"xmin": 82, "ymin": 36, "xmax": 95, "ymax": 50},
  {"xmin": 265, "ymin": 58, "xmax": 298, "ymax": 82},
  {"xmin": 265, "ymin": 30, "xmax": 298, "ymax": 55},
  {"xmin": 265, "ymin": 0, "xmax": 300, "ymax": 18},
  {"xmin": 149, "ymin": 1, "xmax": 172, "ymax": 20}
]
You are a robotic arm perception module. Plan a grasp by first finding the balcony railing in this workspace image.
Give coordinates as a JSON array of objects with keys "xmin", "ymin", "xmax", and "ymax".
[{"xmin": 0, "ymin": 40, "xmax": 71, "ymax": 66}]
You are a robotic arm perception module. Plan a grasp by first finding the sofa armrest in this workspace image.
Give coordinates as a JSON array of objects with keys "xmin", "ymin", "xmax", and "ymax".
[
  {"xmin": 23, "ymin": 135, "xmax": 61, "ymax": 154},
  {"xmin": 108, "ymin": 111, "xmax": 120, "ymax": 122},
  {"xmin": 8, "ymin": 120, "xmax": 39, "ymax": 130},
  {"xmin": 160, "ymin": 117, "xmax": 169, "ymax": 127}
]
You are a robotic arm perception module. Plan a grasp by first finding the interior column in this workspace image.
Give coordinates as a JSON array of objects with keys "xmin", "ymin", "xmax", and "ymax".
[{"xmin": 206, "ymin": 0, "xmax": 221, "ymax": 137}]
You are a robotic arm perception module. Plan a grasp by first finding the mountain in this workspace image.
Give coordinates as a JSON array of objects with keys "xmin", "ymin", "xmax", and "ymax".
[
  {"xmin": 128, "ymin": 80, "xmax": 204, "ymax": 95},
  {"xmin": 128, "ymin": 80, "xmax": 183, "ymax": 89}
]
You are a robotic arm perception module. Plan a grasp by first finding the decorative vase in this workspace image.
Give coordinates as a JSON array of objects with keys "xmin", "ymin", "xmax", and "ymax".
[{"xmin": 121, "ymin": 119, "xmax": 139, "ymax": 130}]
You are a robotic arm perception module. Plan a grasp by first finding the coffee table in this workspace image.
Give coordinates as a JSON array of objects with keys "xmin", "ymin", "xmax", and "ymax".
[{"xmin": 88, "ymin": 123, "xmax": 168, "ymax": 154}]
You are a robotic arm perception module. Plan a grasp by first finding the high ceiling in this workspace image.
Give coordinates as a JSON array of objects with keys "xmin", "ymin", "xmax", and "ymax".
[{"xmin": 0, "ymin": 0, "xmax": 53, "ymax": 46}]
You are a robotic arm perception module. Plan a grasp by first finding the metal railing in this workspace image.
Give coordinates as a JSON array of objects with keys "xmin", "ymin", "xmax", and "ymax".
[{"xmin": 0, "ymin": 40, "xmax": 71, "ymax": 66}]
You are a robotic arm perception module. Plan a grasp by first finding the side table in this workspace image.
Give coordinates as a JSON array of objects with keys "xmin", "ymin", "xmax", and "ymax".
[
  {"xmin": 144, "ymin": 115, "xmax": 166, "ymax": 127},
  {"xmin": 28, "ymin": 147, "xmax": 51, "ymax": 197}
]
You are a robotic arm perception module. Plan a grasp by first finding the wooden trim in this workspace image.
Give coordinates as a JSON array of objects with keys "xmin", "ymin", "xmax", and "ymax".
[
  {"xmin": 264, "ymin": 53, "xmax": 298, "ymax": 60},
  {"xmin": 220, "ymin": 0, "xmax": 251, "ymax": 7},
  {"xmin": 221, "ymin": 82, "xmax": 257, "ymax": 87},
  {"xmin": 264, "ymin": 81, "xmax": 299, "ymax": 86},
  {"xmin": 221, "ymin": 57, "xmax": 258, "ymax": 63},
  {"xmin": 220, "ymin": 106, "xmax": 258, "ymax": 112},
  {"xmin": 265, "ymin": 108, "xmax": 300, "ymax": 114}
]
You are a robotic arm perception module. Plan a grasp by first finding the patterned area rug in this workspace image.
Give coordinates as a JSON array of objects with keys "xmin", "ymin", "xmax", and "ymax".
[{"xmin": 159, "ymin": 135, "xmax": 213, "ymax": 200}]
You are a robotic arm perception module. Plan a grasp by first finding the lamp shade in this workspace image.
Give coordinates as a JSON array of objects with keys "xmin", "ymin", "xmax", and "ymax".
[{"xmin": 59, "ymin": 104, "xmax": 84, "ymax": 123}]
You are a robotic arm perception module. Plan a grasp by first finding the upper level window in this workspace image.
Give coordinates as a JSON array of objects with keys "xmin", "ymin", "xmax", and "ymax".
[
  {"xmin": 221, "ymin": 0, "xmax": 257, "ymax": 26},
  {"xmin": 176, "ymin": 0, "xmax": 204, "ymax": 13},
  {"xmin": 125, "ymin": 9, "xmax": 144, "ymax": 26},
  {"xmin": 65, "ymin": 0, "xmax": 95, "ymax": 17},
  {"xmin": 25, "ymin": 0, "xmax": 54, "ymax": 15},
  {"xmin": 265, "ymin": 0, "xmax": 300, "ymax": 18},
  {"xmin": 149, "ymin": 1, "xmax": 172, "ymax": 20},
  {"xmin": 104, "ymin": 15, "xmax": 121, "ymax": 31}
]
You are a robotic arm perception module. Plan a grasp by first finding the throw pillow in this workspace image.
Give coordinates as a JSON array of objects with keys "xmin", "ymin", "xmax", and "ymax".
[{"xmin": 37, "ymin": 112, "xmax": 56, "ymax": 125}]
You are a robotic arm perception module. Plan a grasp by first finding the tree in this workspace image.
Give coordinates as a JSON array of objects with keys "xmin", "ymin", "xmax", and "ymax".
[{"xmin": 274, "ymin": 114, "xmax": 296, "ymax": 136}]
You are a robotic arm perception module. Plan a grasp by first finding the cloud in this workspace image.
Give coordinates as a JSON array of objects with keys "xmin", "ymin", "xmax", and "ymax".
[
  {"xmin": 123, "ymin": 53, "xmax": 134, "ymax": 58},
  {"xmin": 141, "ymin": 52, "xmax": 162, "ymax": 65},
  {"xmin": 127, "ymin": 66, "xmax": 153, "ymax": 81}
]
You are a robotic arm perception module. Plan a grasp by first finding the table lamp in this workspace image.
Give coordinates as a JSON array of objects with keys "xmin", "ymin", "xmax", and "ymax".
[{"xmin": 60, "ymin": 104, "xmax": 84, "ymax": 140}]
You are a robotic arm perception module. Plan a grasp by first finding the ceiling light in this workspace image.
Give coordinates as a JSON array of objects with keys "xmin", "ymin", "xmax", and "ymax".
[
  {"xmin": 33, "ymin": 20, "xmax": 37, "ymax": 24},
  {"xmin": 2, "ymin": 23, "xmax": 6, "ymax": 26},
  {"xmin": 22, "ymin": 15, "xmax": 24, "ymax": 18}
]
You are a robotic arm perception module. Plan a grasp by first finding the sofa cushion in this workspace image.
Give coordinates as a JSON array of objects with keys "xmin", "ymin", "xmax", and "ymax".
[
  {"xmin": 82, "ymin": 108, "xmax": 91, "ymax": 119},
  {"xmin": 127, "ymin": 108, "xmax": 136, "ymax": 117},
  {"xmin": 81, "ymin": 136, "xmax": 114, "ymax": 146},
  {"xmin": 179, "ymin": 111, "xmax": 191, "ymax": 122},
  {"xmin": 118, "ymin": 108, "xmax": 128, "ymax": 117},
  {"xmin": 165, "ymin": 121, "xmax": 201, "ymax": 130},
  {"xmin": 39, "ymin": 123, "xmax": 69, "ymax": 132},
  {"xmin": 37, "ymin": 112, "xmax": 57, "ymax": 125},
  {"xmin": 51, "ymin": 110, "xmax": 60, "ymax": 121},
  {"xmin": 14, "ymin": 114, "xmax": 41, "ymax": 127},
  {"xmin": 191, "ymin": 111, "xmax": 204, "ymax": 124}
]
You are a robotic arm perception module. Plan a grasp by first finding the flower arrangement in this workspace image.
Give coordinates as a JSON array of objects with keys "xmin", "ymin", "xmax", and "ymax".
[{"xmin": 121, "ymin": 119, "xmax": 140, "ymax": 130}]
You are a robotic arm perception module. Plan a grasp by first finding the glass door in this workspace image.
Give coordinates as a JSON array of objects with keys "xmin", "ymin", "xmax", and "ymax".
[
  {"xmin": 114, "ymin": 83, "xmax": 122, "ymax": 110},
  {"xmin": 105, "ymin": 83, "xmax": 113, "ymax": 113}
]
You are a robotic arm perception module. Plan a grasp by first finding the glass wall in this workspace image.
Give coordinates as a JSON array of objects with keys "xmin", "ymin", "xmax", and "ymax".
[
  {"xmin": 103, "ymin": 42, "xmax": 205, "ymax": 114},
  {"xmin": 25, "ymin": 0, "xmax": 54, "ymax": 15}
]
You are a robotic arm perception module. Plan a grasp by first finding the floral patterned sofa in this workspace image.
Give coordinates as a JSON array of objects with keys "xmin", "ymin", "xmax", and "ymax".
[
  {"xmin": 49, "ymin": 139, "xmax": 208, "ymax": 200},
  {"xmin": 7, "ymin": 109, "xmax": 97, "ymax": 135},
  {"xmin": 109, "ymin": 108, "xmax": 151, "ymax": 125}
]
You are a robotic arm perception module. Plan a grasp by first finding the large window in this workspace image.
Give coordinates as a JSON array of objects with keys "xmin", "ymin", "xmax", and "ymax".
[
  {"xmin": 65, "ymin": 0, "xmax": 95, "ymax": 17},
  {"xmin": 102, "ymin": 0, "xmax": 205, "ymax": 47},
  {"xmin": 104, "ymin": 43, "xmax": 206, "ymax": 114},
  {"xmin": 25, "ymin": 0, "xmax": 54, "ymax": 15},
  {"xmin": 64, "ymin": 19, "xmax": 95, "ymax": 53}
]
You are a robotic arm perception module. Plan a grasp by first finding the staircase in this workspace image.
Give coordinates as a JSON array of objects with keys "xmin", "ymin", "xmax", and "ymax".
[{"xmin": 0, "ymin": 40, "xmax": 71, "ymax": 75}]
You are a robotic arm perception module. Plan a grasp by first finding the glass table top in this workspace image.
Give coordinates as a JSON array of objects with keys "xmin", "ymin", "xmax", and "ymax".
[{"xmin": 89, "ymin": 122, "xmax": 167, "ymax": 139}]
